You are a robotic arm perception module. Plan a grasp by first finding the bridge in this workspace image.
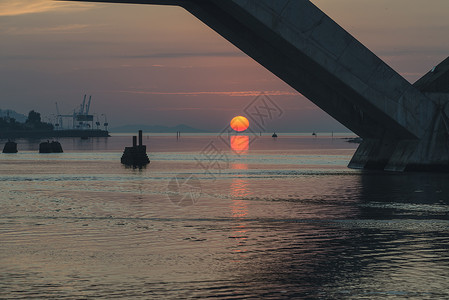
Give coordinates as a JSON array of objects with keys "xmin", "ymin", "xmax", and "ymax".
[{"xmin": 69, "ymin": 0, "xmax": 449, "ymax": 171}]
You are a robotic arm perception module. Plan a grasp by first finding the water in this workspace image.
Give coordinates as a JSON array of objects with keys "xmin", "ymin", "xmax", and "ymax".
[{"xmin": 1, "ymin": 135, "xmax": 448, "ymax": 299}]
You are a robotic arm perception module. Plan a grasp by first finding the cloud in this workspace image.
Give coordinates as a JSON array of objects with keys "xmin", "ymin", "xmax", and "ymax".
[
  {"xmin": 114, "ymin": 52, "xmax": 245, "ymax": 59},
  {"xmin": 152, "ymin": 107, "xmax": 205, "ymax": 111},
  {"xmin": 118, "ymin": 90, "xmax": 299, "ymax": 97},
  {"xmin": 3, "ymin": 24, "xmax": 91, "ymax": 35},
  {"xmin": 0, "ymin": 0, "xmax": 93, "ymax": 16}
]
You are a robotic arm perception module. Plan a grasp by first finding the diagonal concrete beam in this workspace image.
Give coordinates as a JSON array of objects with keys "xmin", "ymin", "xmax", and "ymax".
[
  {"xmin": 66, "ymin": 0, "xmax": 436, "ymax": 140},
  {"xmin": 414, "ymin": 56, "xmax": 449, "ymax": 93},
  {"xmin": 66, "ymin": 0, "xmax": 449, "ymax": 171}
]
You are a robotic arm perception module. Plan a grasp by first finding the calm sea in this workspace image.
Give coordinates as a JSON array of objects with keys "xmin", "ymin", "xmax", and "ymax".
[{"xmin": 1, "ymin": 134, "xmax": 448, "ymax": 299}]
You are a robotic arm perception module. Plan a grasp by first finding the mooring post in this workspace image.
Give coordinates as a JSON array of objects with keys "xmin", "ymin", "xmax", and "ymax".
[{"xmin": 121, "ymin": 130, "xmax": 150, "ymax": 166}]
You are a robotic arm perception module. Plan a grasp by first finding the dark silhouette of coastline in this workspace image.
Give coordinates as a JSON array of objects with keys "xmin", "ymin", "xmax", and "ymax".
[{"xmin": 1, "ymin": 110, "xmax": 109, "ymax": 139}]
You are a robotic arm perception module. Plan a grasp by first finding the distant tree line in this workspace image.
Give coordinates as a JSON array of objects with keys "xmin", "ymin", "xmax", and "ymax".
[{"xmin": 0, "ymin": 110, "xmax": 53, "ymax": 131}]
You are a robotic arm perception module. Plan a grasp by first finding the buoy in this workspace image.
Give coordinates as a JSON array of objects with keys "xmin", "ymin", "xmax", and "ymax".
[
  {"xmin": 2, "ymin": 141, "xmax": 18, "ymax": 153},
  {"xmin": 39, "ymin": 141, "xmax": 63, "ymax": 153}
]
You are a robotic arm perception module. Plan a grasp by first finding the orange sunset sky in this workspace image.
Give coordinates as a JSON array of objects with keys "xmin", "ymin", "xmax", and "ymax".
[{"xmin": 1, "ymin": 0, "xmax": 449, "ymax": 132}]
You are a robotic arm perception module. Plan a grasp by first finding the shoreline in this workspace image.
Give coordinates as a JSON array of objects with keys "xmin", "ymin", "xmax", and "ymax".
[{"xmin": 0, "ymin": 129, "xmax": 109, "ymax": 139}]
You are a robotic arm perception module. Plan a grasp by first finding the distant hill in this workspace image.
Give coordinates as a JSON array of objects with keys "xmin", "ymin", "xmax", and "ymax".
[
  {"xmin": 0, "ymin": 109, "xmax": 27, "ymax": 123},
  {"xmin": 110, "ymin": 124, "xmax": 209, "ymax": 133}
]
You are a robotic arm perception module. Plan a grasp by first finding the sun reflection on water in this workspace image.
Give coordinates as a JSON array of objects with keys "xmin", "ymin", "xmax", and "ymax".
[
  {"xmin": 230, "ymin": 135, "xmax": 249, "ymax": 154},
  {"xmin": 229, "ymin": 162, "xmax": 250, "ymax": 258}
]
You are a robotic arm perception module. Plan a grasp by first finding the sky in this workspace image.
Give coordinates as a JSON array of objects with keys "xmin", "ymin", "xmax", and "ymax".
[{"xmin": 1, "ymin": 0, "xmax": 449, "ymax": 132}]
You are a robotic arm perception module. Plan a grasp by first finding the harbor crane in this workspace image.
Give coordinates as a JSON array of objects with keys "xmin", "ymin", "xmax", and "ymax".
[{"xmin": 55, "ymin": 95, "xmax": 96, "ymax": 130}]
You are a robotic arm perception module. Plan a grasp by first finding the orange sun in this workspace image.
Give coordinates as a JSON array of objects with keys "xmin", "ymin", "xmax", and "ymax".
[{"xmin": 230, "ymin": 116, "xmax": 249, "ymax": 132}]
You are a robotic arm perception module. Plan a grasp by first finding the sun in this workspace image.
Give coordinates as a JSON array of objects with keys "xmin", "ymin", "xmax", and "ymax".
[{"xmin": 230, "ymin": 116, "xmax": 249, "ymax": 132}]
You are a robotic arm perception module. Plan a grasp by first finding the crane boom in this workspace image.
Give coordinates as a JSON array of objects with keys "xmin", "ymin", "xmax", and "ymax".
[
  {"xmin": 86, "ymin": 95, "xmax": 92, "ymax": 115},
  {"xmin": 81, "ymin": 94, "xmax": 86, "ymax": 114},
  {"xmin": 55, "ymin": 102, "xmax": 60, "ymax": 115}
]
